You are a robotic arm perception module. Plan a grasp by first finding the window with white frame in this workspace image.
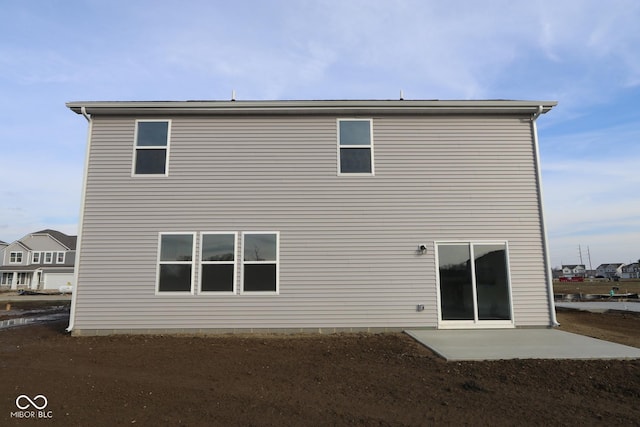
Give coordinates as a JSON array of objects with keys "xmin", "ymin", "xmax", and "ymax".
[
  {"xmin": 133, "ymin": 120, "xmax": 170, "ymax": 175},
  {"xmin": 44, "ymin": 252, "xmax": 53, "ymax": 264},
  {"xmin": 200, "ymin": 233, "xmax": 236, "ymax": 293},
  {"xmin": 16, "ymin": 272, "xmax": 29, "ymax": 285},
  {"xmin": 9, "ymin": 252, "xmax": 23, "ymax": 264},
  {"xmin": 157, "ymin": 233, "xmax": 195, "ymax": 293},
  {"xmin": 32, "ymin": 252, "xmax": 41, "ymax": 263},
  {"xmin": 56, "ymin": 252, "xmax": 65, "ymax": 264},
  {"xmin": 338, "ymin": 119, "xmax": 374, "ymax": 175},
  {"xmin": 242, "ymin": 232, "xmax": 279, "ymax": 293}
]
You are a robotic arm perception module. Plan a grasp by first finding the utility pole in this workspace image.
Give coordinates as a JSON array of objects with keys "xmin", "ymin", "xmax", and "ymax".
[{"xmin": 578, "ymin": 245, "xmax": 584, "ymax": 265}]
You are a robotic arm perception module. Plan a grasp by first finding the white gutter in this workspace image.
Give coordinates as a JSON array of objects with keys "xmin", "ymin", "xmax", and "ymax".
[
  {"xmin": 531, "ymin": 105, "xmax": 560, "ymax": 327},
  {"xmin": 66, "ymin": 106, "xmax": 92, "ymax": 333}
]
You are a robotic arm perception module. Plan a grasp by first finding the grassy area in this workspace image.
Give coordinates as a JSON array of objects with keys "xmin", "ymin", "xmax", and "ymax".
[{"xmin": 553, "ymin": 279, "xmax": 640, "ymax": 295}]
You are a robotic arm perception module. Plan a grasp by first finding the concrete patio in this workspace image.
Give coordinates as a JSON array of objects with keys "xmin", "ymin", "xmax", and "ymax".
[{"xmin": 405, "ymin": 328, "xmax": 640, "ymax": 361}]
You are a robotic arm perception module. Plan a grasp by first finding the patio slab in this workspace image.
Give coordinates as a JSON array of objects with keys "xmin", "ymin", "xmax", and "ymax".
[{"xmin": 405, "ymin": 328, "xmax": 640, "ymax": 361}]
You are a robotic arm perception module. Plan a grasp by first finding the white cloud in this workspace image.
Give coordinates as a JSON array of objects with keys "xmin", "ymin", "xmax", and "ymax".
[{"xmin": 542, "ymin": 140, "xmax": 640, "ymax": 267}]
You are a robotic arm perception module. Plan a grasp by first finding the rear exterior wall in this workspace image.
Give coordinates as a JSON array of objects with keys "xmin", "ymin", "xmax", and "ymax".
[{"xmin": 72, "ymin": 113, "xmax": 552, "ymax": 333}]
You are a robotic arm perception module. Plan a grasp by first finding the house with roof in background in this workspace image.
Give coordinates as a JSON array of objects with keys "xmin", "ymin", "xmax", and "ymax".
[
  {"xmin": 621, "ymin": 263, "xmax": 640, "ymax": 279},
  {"xmin": 561, "ymin": 264, "xmax": 586, "ymax": 278},
  {"xmin": 0, "ymin": 229, "xmax": 76, "ymax": 290},
  {"xmin": 65, "ymin": 99, "xmax": 557, "ymax": 336},
  {"xmin": 595, "ymin": 263, "xmax": 625, "ymax": 279}
]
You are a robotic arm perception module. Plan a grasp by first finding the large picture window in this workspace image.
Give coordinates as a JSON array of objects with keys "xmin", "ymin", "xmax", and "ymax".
[
  {"xmin": 338, "ymin": 119, "xmax": 374, "ymax": 175},
  {"xmin": 157, "ymin": 233, "xmax": 195, "ymax": 293},
  {"xmin": 242, "ymin": 232, "xmax": 279, "ymax": 293},
  {"xmin": 437, "ymin": 242, "xmax": 512, "ymax": 324},
  {"xmin": 133, "ymin": 120, "xmax": 170, "ymax": 175},
  {"xmin": 200, "ymin": 233, "xmax": 236, "ymax": 293}
]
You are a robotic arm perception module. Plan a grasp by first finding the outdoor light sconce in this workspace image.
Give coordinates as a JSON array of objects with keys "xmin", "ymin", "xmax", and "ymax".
[{"xmin": 418, "ymin": 244, "xmax": 427, "ymax": 255}]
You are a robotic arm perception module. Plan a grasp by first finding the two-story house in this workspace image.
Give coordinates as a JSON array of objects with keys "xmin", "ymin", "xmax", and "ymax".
[
  {"xmin": 0, "ymin": 229, "xmax": 77, "ymax": 290},
  {"xmin": 66, "ymin": 99, "xmax": 557, "ymax": 335},
  {"xmin": 595, "ymin": 263, "xmax": 625, "ymax": 279},
  {"xmin": 621, "ymin": 263, "xmax": 640, "ymax": 279}
]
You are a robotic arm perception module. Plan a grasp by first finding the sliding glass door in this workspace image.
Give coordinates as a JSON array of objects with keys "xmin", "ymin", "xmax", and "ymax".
[{"xmin": 437, "ymin": 242, "xmax": 513, "ymax": 327}]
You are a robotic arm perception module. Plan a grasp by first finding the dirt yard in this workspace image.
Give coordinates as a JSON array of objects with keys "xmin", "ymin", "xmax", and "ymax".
[
  {"xmin": 554, "ymin": 279, "xmax": 640, "ymax": 295},
  {"xmin": 1, "ymin": 302, "xmax": 639, "ymax": 426}
]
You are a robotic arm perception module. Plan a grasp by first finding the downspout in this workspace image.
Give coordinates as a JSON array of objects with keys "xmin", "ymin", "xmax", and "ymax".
[
  {"xmin": 531, "ymin": 105, "xmax": 560, "ymax": 327},
  {"xmin": 66, "ymin": 106, "xmax": 92, "ymax": 333}
]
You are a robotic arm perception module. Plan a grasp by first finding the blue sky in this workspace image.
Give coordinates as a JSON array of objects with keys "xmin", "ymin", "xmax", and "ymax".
[{"xmin": 1, "ymin": 0, "xmax": 639, "ymax": 268}]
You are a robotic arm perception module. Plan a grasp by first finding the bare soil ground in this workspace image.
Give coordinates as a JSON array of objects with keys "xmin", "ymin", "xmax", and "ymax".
[
  {"xmin": 554, "ymin": 279, "xmax": 640, "ymax": 295},
  {"xmin": 1, "ymin": 303, "xmax": 639, "ymax": 426}
]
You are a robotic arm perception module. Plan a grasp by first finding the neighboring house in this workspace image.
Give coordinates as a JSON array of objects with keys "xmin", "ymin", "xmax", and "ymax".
[
  {"xmin": 561, "ymin": 264, "xmax": 586, "ymax": 278},
  {"xmin": 595, "ymin": 263, "xmax": 625, "ymax": 279},
  {"xmin": 66, "ymin": 99, "xmax": 557, "ymax": 335},
  {"xmin": 0, "ymin": 230, "xmax": 77, "ymax": 290},
  {"xmin": 621, "ymin": 263, "xmax": 640, "ymax": 279}
]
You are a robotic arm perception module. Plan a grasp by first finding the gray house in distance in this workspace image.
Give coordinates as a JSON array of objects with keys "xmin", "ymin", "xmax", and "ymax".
[
  {"xmin": 0, "ymin": 229, "xmax": 76, "ymax": 290},
  {"xmin": 66, "ymin": 99, "xmax": 557, "ymax": 335}
]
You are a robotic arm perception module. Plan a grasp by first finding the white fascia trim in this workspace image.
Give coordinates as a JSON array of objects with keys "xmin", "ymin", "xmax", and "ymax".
[{"xmin": 67, "ymin": 100, "xmax": 558, "ymax": 116}]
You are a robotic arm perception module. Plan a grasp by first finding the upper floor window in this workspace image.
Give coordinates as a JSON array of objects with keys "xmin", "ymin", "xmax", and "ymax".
[
  {"xmin": 32, "ymin": 252, "xmax": 41, "ymax": 263},
  {"xmin": 44, "ymin": 252, "xmax": 53, "ymax": 264},
  {"xmin": 133, "ymin": 120, "xmax": 170, "ymax": 176},
  {"xmin": 9, "ymin": 251, "xmax": 23, "ymax": 264},
  {"xmin": 56, "ymin": 252, "xmax": 66, "ymax": 264},
  {"xmin": 338, "ymin": 119, "xmax": 374, "ymax": 175}
]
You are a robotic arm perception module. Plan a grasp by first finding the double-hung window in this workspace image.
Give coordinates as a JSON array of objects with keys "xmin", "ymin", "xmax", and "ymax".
[
  {"xmin": 133, "ymin": 120, "xmax": 170, "ymax": 175},
  {"xmin": 9, "ymin": 252, "xmax": 23, "ymax": 264},
  {"xmin": 242, "ymin": 232, "xmax": 279, "ymax": 293},
  {"xmin": 44, "ymin": 252, "xmax": 53, "ymax": 264},
  {"xmin": 200, "ymin": 233, "xmax": 237, "ymax": 293},
  {"xmin": 157, "ymin": 233, "xmax": 195, "ymax": 293},
  {"xmin": 32, "ymin": 252, "xmax": 41, "ymax": 263},
  {"xmin": 338, "ymin": 119, "xmax": 374, "ymax": 175},
  {"xmin": 56, "ymin": 252, "xmax": 65, "ymax": 264}
]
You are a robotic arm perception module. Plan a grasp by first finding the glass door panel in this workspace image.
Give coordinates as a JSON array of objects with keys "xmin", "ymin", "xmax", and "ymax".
[
  {"xmin": 474, "ymin": 244, "xmax": 511, "ymax": 321},
  {"xmin": 438, "ymin": 244, "xmax": 474, "ymax": 320}
]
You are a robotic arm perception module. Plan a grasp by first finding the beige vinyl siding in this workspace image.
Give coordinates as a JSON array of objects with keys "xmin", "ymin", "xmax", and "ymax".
[{"xmin": 73, "ymin": 113, "xmax": 551, "ymax": 332}]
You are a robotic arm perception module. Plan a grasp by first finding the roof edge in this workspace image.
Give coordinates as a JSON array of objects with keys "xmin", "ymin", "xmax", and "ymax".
[{"xmin": 67, "ymin": 99, "xmax": 557, "ymax": 116}]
